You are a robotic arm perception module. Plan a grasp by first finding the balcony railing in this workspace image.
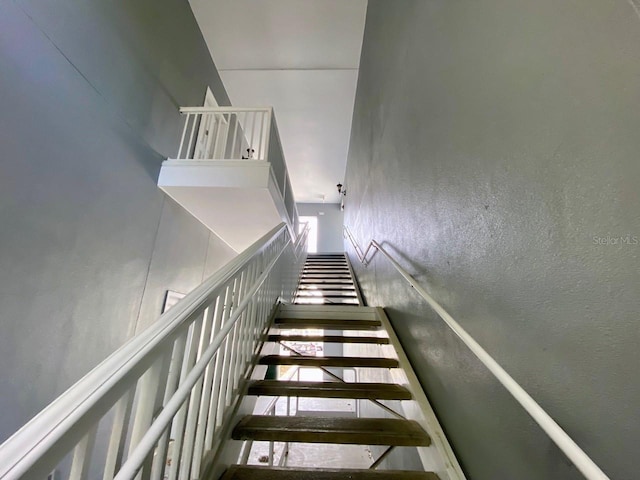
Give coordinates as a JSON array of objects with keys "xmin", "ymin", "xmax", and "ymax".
[
  {"xmin": 172, "ymin": 107, "xmax": 298, "ymax": 233},
  {"xmin": 176, "ymin": 107, "xmax": 270, "ymax": 162}
]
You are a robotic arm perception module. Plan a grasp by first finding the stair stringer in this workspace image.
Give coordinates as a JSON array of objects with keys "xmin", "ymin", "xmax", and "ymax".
[
  {"xmin": 209, "ymin": 303, "xmax": 464, "ymax": 479},
  {"xmin": 375, "ymin": 307, "xmax": 467, "ymax": 480},
  {"xmin": 274, "ymin": 304, "xmax": 465, "ymax": 479}
]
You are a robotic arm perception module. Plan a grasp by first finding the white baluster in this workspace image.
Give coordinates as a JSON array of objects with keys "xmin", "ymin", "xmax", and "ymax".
[
  {"xmin": 191, "ymin": 298, "xmax": 224, "ymax": 475},
  {"xmin": 127, "ymin": 355, "xmax": 167, "ymax": 480},
  {"xmin": 103, "ymin": 390, "xmax": 134, "ymax": 480},
  {"xmin": 167, "ymin": 314, "xmax": 206, "ymax": 480},
  {"xmin": 178, "ymin": 303, "xmax": 215, "ymax": 480},
  {"xmin": 256, "ymin": 111, "xmax": 265, "ymax": 160},
  {"xmin": 69, "ymin": 424, "xmax": 98, "ymax": 480},
  {"xmin": 230, "ymin": 113, "xmax": 240, "ymax": 159},
  {"xmin": 203, "ymin": 290, "xmax": 228, "ymax": 451},
  {"xmin": 248, "ymin": 110, "xmax": 257, "ymax": 157},
  {"xmin": 177, "ymin": 114, "xmax": 190, "ymax": 159},
  {"xmin": 214, "ymin": 285, "xmax": 235, "ymax": 428},
  {"xmin": 149, "ymin": 329, "xmax": 189, "ymax": 480},
  {"xmin": 212, "ymin": 113, "xmax": 223, "ymax": 160},
  {"xmin": 186, "ymin": 113, "xmax": 198, "ymax": 160}
]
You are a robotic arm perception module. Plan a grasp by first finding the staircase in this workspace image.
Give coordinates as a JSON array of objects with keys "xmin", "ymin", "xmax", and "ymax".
[
  {"xmin": 294, "ymin": 253, "xmax": 362, "ymax": 306},
  {"xmin": 0, "ymin": 230, "xmax": 462, "ymax": 480},
  {"xmin": 0, "ymin": 223, "xmax": 609, "ymax": 480},
  {"xmin": 212, "ymin": 258, "xmax": 464, "ymax": 480}
]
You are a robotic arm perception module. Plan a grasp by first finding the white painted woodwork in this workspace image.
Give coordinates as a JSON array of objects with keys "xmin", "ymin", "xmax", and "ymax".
[
  {"xmin": 376, "ymin": 308, "xmax": 467, "ymax": 480},
  {"xmin": 0, "ymin": 224, "xmax": 309, "ymax": 480},
  {"xmin": 158, "ymin": 163, "xmax": 284, "ymax": 253},
  {"xmin": 160, "ymin": 106, "xmax": 298, "ymax": 252}
]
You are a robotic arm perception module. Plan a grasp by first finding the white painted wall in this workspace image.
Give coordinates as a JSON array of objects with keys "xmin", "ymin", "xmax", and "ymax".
[
  {"xmin": 297, "ymin": 203, "xmax": 344, "ymax": 253},
  {"xmin": 0, "ymin": 0, "xmax": 238, "ymax": 448},
  {"xmin": 220, "ymin": 69, "xmax": 358, "ymax": 204}
]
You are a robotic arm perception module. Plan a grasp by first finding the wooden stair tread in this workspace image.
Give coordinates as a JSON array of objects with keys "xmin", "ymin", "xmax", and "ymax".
[
  {"xmin": 303, "ymin": 269, "xmax": 350, "ymax": 273},
  {"xmin": 302, "ymin": 261, "xmax": 349, "ymax": 269},
  {"xmin": 304, "ymin": 265, "xmax": 350, "ymax": 268},
  {"xmin": 220, "ymin": 466, "xmax": 439, "ymax": 480},
  {"xmin": 275, "ymin": 318, "xmax": 381, "ymax": 330},
  {"xmin": 248, "ymin": 380, "xmax": 411, "ymax": 400},
  {"xmin": 302, "ymin": 271, "xmax": 351, "ymax": 275},
  {"xmin": 303, "ymin": 265, "xmax": 348, "ymax": 268},
  {"xmin": 302, "ymin": 273, "xmax": 350, "ymax": 277},
  {"xmin": 294, "ymin": 298, "xmax": 358, "ymax": 301},
  {"xmin": 232, "ymin": 416, "xmax": 430, "ymax": 446},
  {"xmin": 295, "ymin": 299, "xmax": 359, "ymax": 304},
  {"xmin": 302, "ymin": 274, "xmax": 352, "ymax": 278},
  {"xmin": 302, "ymin": 273, "xmax": 351, "ymax": 276},
  {"xmin": 268, "ymin": 334, "xmax": 389, "ymax": 344},
  {"xmin": 296, "ymin": 289, "xmax": 356, "ymax": 292},
  {"xmin": 258, "ymin": 355, "xmax": 398, "ymax": 368},
  {"xmin": 304, "ymin": 267, "xmax": 349, "ymax": 270},
  {"xmin": 298, "ymin": 286, "xmax": 354, "ymax": 289},
  {"xmin": 298, "ymin": 285, "xmax": 356, "ymax": 290},
  {"xmin": 296, "ymin": 292, "xmax": 358, "ymax": 298},
  {"xmin": 305, "ymin": 258, "xmax": 346, "ymax": 260},
  {"xmin": 300, "ymin": 274, "xmax": 351, "ymax": 283},
  {"xmin": 305, "ymin": 260, "xmax": 347, "ymax": 262},
  {"xmin": 296, "ymin": 296, "xmax": 358, "ymax": 300},
  {"xmin": 301, "ymin": 273, "xmax": 351, "ymax": 276}
]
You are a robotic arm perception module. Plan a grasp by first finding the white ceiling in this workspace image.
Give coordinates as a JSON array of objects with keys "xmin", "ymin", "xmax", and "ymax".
[{"xmin": 188, "ymin": 0, "xmax": 367, "ymax": 203}]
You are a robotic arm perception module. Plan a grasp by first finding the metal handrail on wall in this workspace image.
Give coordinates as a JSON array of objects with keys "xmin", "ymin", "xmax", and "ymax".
[
  {"xmin": 0, "ymin": 223, "xmax": 309, "ymax": 480},
  {"xmin": 343, "ymin": 226, "xmax": 610, "ymax": 480}
]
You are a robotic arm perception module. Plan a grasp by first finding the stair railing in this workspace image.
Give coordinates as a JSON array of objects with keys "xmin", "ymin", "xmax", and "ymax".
[
  {"xmin": 0, "ymin": 222, "xmax": 308, "ymax": 480},
  {"xmin": 343, "ymin": 225, "xmax": 610, "ymax": 480}
]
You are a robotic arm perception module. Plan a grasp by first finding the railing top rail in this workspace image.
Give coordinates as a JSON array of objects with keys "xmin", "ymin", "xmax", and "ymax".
[
  {"xmin": 343, "ymin": 225, "xmax": 610, "ymax": 480},
  {"xmin": 0, "ymin": 222, "xmax": 292, "ymax": 479},
  {"xmin": 179, "ymin": 106, "xmax": 273, "ymax": 114},
  {"xmin": 114, "ymin": 237, "xmax": 294, "ymax": 479}
]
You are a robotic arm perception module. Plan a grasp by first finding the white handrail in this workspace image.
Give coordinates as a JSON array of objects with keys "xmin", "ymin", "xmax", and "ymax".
[
  {"xmin": 113, "ymin": 243, "xmax": 290, "ymax": 479},
  {"xmin": 343, "ymin": 226, "xmax": 610, "ymax": 480},
  {"xmin": 179, "ymin": 106, "xmax": 272, "ymax": 114},
  {"xmin": 0, "ymin": 223, "xmax": 308, "ymax": 480}
]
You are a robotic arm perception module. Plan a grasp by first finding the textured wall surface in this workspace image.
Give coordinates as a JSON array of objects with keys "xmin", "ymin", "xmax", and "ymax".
[
  {"xmin": 297, "ymin": 202, "xmax": 345, "ymax": 252},
  {"xmin": 0, "ymin": 0, "xmax": 235, "ymax": 442},
  {"xmin": 345, "ymin": 1, "xmax": 640, "ymax": 479}
]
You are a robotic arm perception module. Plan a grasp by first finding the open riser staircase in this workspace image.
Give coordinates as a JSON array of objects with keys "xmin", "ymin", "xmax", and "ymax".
[
  {"xmin": 0, "ymin": 222, "xmax": 609, "ymax": 480},
  {"xmin": 295, "ymin": 253, "xmax": 362, "ymax": 306},
  {"xmin": 0, "ymin": 224, "xmax": 461, "ymax": 480},
  {"xmin": 213, "ymin": 303, "xmax": 463, "ymax": 480}
]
